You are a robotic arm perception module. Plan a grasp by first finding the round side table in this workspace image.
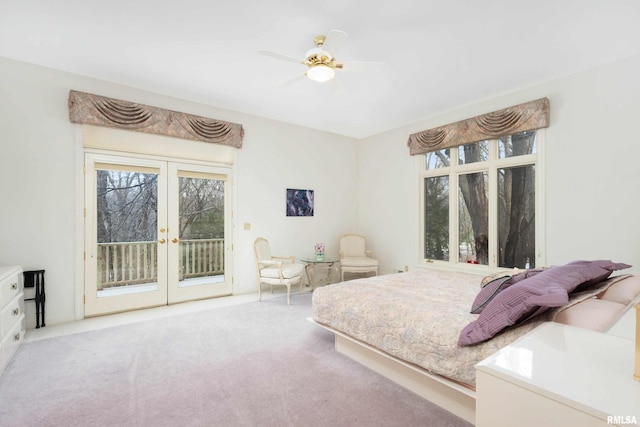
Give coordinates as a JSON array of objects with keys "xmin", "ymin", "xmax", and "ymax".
[{"xmin": 301, "ymin": 258, "xmax": 340, "ymax": 290}]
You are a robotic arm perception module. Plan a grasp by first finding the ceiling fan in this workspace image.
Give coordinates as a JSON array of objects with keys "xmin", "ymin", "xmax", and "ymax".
[{"xmin": 258, "ymin": 30, "xmax": 383, "ymax": 87}]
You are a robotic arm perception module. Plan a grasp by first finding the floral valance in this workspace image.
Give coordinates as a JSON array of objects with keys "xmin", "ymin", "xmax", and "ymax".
[
  {"xmin": 68, "ymin": 90, "xmax": 244, "ymax": 148},
  {"xmin": 407, "ymin": 98, "xmax": 549, "ymax": 155}
]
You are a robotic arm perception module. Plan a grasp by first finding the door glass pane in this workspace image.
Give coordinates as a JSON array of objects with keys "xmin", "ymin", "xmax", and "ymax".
[
  {"xmin": 498, "ymin": 164, "xmax": 535, "ymax": 269},
  {"xmin": 424, "ymin": 175, "xmax": 449, "ymax": 260},
  {"xmin": 459, "ymin": 141, "xmax": 489, "ymax": 164},
  {"xmin": 178, "ymin": 176, "xmax": 225, "ymax": 287},
  {"xmin": 96, "ymin": 169, "xmax": 159, "ymax": 296},
  {"xmin": 459, "ymin": 171, "xmax": 488, "ymax": 265}
]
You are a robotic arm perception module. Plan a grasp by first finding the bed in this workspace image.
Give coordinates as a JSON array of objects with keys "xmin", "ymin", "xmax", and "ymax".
[{"xmin": 311, "ymin": 266, "xmax": 640, "ymax": 424}]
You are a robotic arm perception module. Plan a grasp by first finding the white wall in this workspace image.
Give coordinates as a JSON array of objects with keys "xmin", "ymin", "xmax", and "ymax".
[
  {"xmin": 5, "ymin": 51, "xmax": 639, "ymax": 328},
  {"xmin": 234, "ymin": 116, "xmax": 358, "ymax": 293},
  {"xmin": 358, "ymin": 53, "xmax": 640, "ymax": 275},
  {"xmin": 0, "ymin": 57, "xmax": 358, "ymax": 327}
]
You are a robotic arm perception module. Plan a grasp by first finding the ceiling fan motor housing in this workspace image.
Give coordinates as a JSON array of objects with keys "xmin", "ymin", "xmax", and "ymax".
[{"xmin": 305, "ymin": 47, "xmax": 334, "ymax": 66}]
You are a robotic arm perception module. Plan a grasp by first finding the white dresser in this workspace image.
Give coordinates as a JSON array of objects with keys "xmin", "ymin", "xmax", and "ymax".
[
  {"xmin": 0, "ymin": 265, "xmax": 25, "ymax": 375},
  {"xmin": 476, "ymin": 320, "xmax": 640, "ymax": 427}
]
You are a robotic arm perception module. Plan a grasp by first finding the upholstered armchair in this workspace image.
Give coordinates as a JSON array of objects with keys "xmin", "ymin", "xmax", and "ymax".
[
  {"xmin": 254, "ymin": 237, "xmax": 305, "ymax": 304},
  {"xmin": 339, "ymin": 234, "xmax": 378, "ymax": 281}
]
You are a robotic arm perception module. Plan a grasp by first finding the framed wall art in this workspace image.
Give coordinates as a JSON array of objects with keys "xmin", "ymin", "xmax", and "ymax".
[{"xmin": 286, "ymin": 188, "xmax": 314, "ymax": 217}]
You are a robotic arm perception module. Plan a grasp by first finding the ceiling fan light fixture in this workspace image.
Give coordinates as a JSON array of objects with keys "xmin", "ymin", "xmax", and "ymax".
[{"xmin": 307, "ymin": 64, "xmax": 335, "ymax": 83}]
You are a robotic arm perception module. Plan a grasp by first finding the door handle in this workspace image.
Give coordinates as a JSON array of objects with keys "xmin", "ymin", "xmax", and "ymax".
[
  {"xmin": 172, "ymin": 238, "xmax": 179, "ymax": 243},
  {"xmin": 159, "ymin": 239, "xmax": 166, "ymax": 244}
]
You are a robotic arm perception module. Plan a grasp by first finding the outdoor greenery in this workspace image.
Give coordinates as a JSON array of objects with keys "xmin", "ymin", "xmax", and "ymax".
[
  {"xmin": 95, "ymin": 169, "xmax": 225, "ymax": 287},
  {"xmin": 96, "ymin": 171, "xmax": 224, "ymax": 243},
  {"xmin": 178, "ymin": 177, "xmax": 224, "ymax": 240},
  {"xmin": 423, "ymin": 131, "xmax": 536, "ymax": 269}
]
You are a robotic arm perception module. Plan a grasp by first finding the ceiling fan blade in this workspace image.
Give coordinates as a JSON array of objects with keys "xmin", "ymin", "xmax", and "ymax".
[
  {"xmin": 258, "ymin": 49, "xmax": 307, "ymax": 65},
  {"xmin": 322, "ymin": 30, "xmax": 348, "ymax": 53},
  {"xmin": 275, "ymin": 71, "xmax": 308, "ymax": 88},
  {"xmin": 337, "ymin": 60, "xmax": 386, "ymax": 72}
]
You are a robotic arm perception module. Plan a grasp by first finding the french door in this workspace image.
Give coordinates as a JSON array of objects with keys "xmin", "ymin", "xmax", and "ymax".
[{"xmin": 84, "ymin": 153, "xmax": 232, "ymax": 316}]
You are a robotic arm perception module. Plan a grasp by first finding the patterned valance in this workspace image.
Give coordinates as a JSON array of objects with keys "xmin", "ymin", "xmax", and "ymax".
[
  {"xmin": 407, "ymin": 98, "xmax": 549, "ymax": 155},
  {"xmin": 68, "ymin": 90, "xmax": 244, "ymax": 148}
]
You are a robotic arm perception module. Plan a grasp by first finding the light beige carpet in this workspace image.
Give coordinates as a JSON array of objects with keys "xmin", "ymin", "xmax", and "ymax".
[{"xmin": 0, "ymin": 292, "xmax": 471, "ymax": 427}]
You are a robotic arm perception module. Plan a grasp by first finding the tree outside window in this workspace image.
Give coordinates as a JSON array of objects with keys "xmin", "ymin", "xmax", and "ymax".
[{"xmin": 421, "ymin": 131, "xmax": 539, "ymax": 269}]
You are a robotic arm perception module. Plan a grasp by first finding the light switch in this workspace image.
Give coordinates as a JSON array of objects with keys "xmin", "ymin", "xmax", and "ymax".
[{"xmin": 243, "ymin": 223, "xmax": 251, "ymax": 230}]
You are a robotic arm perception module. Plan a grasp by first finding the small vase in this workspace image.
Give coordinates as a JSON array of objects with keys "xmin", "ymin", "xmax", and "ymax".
[{"xmin": 314, "ymin": 242, "xmax": 325, "ymax": 261}]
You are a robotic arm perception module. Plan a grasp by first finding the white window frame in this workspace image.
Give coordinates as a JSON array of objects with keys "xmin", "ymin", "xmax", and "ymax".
[{"xmin": 418, "ymin": 130, "xmax": 546, "ymax": 272}]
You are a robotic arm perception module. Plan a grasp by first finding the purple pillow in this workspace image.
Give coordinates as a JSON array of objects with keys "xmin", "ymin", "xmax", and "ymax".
[
  {"xmin": 568, "ymin": 260, "xmax": 632, "ymax": 292},
  {"xmin": 470, "ymin": 275, "xmax": 512, "ymax": 314},
  {"xmin": 458, "ymin": 261, "xmax": 631, "ymax": 346},
  {"xmin": 470, "ymin": 269, "xmax": 545, "ymax": 314}
]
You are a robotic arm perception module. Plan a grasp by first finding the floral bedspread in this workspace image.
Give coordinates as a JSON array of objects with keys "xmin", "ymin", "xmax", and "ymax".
[{"xmin": 311, "ymin": 269, "xmax": 549, "ymax": 387}]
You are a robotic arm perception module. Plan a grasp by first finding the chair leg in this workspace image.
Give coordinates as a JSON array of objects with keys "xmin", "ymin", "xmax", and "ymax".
[
  {"xmin": 40, "ymin": 287, "xmax": 46, "ymax": 327},
  {"xmin": 286, "ymin": 284, "xmax": 291, "ymax": 305},
  {"xmin": 258, "ymin": 281, "xmax": 262, "ymax": 302},
  {"xmin": 34, "ymin": 278, "xmax": 41, "ymax": 329}
]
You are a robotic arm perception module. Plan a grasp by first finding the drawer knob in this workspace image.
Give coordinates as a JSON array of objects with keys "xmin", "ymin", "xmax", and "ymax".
[
  {"xmin": 11, "ymin": 282, "xmax": 18, "ymax": 290},
  {"xmin": 14, "ymin": 333, "xmax": 21, "ymax": 341},
  {"xmin": 12, "ymin": 308, "xmax": 19, "ymax": 316}
]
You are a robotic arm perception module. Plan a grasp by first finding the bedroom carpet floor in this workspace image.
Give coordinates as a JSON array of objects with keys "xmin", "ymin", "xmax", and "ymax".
[{"xmin": 1, "ymin": 290, "xmax": 472, "ymax": 427}]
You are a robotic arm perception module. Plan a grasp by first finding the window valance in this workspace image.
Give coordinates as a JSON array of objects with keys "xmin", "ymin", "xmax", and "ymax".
[
  {"xmin": 68, "ymin": 90, "xmax": 244, "ymax": 148},
  {"xmin": 407, "ymin": 98, "xmax": 549, "ymax": 155}
]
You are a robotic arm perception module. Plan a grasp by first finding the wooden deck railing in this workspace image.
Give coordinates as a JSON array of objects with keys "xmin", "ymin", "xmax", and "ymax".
[{"xmin": 97, "ymin": 238, "xmax": 224, "ymax": 289}]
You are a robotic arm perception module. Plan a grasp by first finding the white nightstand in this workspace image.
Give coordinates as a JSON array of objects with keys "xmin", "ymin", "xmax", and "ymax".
[{"xmin": 476, "ymin": 321, "xmax": 639, "ymax": 427}]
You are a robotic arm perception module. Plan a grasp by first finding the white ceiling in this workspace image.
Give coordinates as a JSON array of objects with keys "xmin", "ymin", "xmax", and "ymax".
[{"xmin": 2, "ymin": 1, "xmax": 640, "ymax": 139}]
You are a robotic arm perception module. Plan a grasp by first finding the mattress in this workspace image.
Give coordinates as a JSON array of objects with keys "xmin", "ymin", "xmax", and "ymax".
[{"xmin": 311, "ymin": 268, "xmax": 628, "ymax": 387}]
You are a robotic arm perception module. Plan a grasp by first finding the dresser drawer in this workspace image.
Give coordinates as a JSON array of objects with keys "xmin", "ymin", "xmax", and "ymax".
[
  {"xmin": 0, "ymin": 313, "xmax": 25, "ymax": 375},
  {"xmin": 0, "ymin": 268, "xmax": 23, "ymax": 306},
  {"xmin": 0, "ymin": 292, "xmax": 24, "ymax": 338}
]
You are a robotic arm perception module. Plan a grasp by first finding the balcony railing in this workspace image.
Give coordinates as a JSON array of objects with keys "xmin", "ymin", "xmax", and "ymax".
[{"xmin": 97, "ymin": 238, "xmax": 224, "ymax": 290}]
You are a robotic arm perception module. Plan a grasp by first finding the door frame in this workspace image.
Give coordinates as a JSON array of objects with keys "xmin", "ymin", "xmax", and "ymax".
[{"xmin": 82, "ymin": 149, "xmax": 234, "ymax": 317}]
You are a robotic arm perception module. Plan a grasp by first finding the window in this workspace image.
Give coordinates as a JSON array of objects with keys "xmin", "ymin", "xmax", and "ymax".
[{"xmin": 420, "ymin": 130, "xmax": 543, "ymax": 269}]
